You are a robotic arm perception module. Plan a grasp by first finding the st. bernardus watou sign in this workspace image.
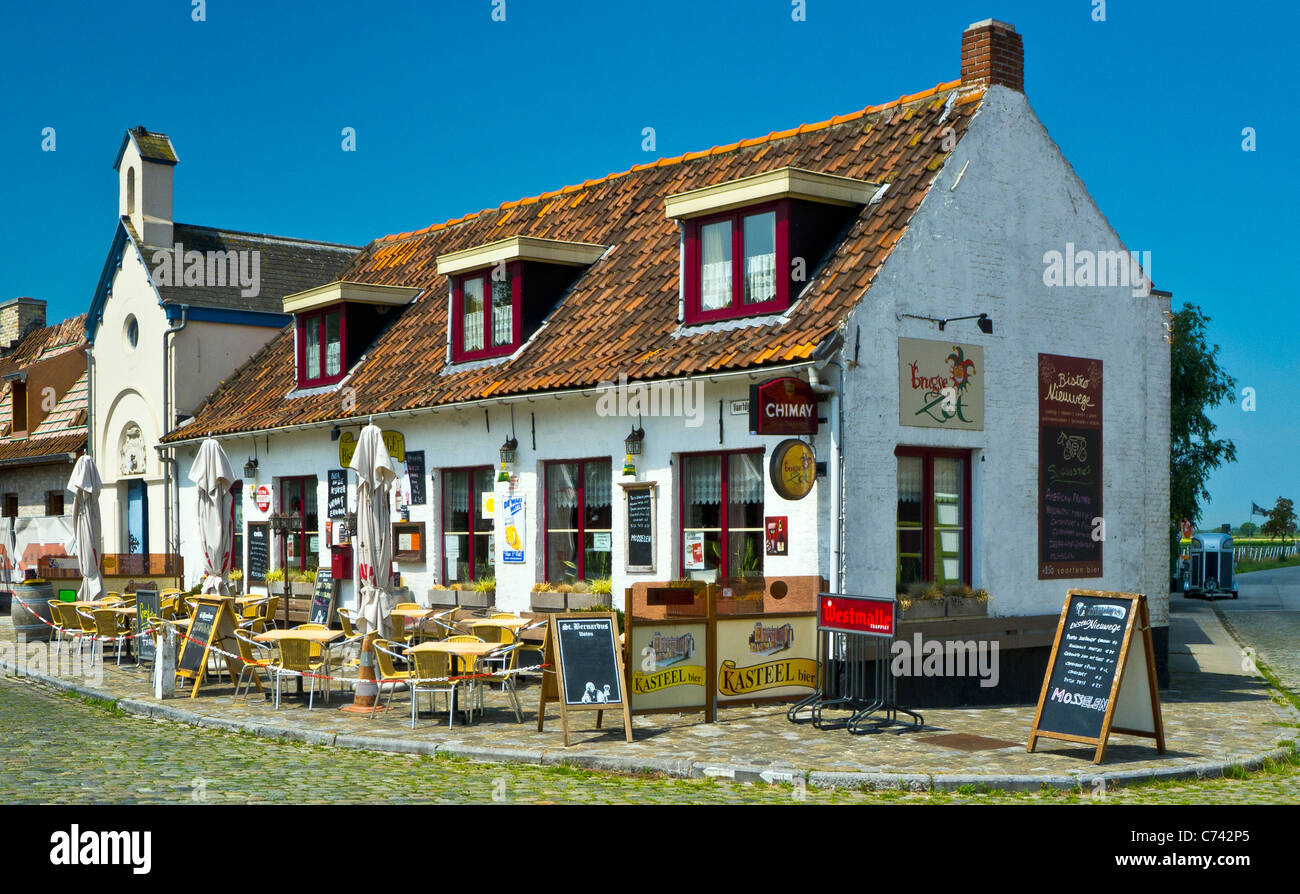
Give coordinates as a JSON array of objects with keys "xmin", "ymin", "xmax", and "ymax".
[
  {"xmin": 1038, "ymin": 353, "xmax": 1103, "ymax": 579},
  {"xmin": 749, "ymin": 377, "xmax": 818, "ymax": 436},
  {"xmin": 898, "ymin": 338, "xmax": 984, "ymax": 430}
]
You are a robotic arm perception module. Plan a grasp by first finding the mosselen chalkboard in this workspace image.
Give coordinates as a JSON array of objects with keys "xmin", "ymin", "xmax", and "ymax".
[
  {"xmin": 406, "ymin": 451, "xmax": 426, "ymax": 505},
  {"xmin": 135, "ymin": 588, "xmax": 160, "ymax": 662},
  {"xmin": 308, "ymin": 570, "xmax": 335, "ymax": 626},
  {"xmin": 328, "ymin": 469, "xmax": 348, "ymax": 518},
  {"xmin": 247, "ymin": 523, "xmax": 269, "ymax": 582},
  {"xmin": 1028, "ymin": 590, "xmax": 1165, "ymax": 763},
  {"xmin": 537, "ymin": 612, "xmax": 633, "ymax": 746},
  {"xmin": 626, "ymin": 487, "xmax": 653, "ymax": 570}
]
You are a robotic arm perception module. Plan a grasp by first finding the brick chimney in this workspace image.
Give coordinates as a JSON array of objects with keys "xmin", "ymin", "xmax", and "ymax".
[
  {"xmin": 961, "ymin": 19, "xmax": 1024, "ymax": 92},
  {"xmin": 0, "ymin": 297, "xmax": 46, "ymax": 351}
]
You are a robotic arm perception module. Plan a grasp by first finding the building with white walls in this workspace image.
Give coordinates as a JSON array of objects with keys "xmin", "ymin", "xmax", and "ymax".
[{"xmin": 161, "ymin": 21, "xmax": 1172, "ymax": 699}]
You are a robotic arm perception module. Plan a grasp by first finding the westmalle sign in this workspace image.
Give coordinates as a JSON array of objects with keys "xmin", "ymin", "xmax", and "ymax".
[
  {"xmin": 818, "ymin": 594, "xmax": 895, "ymax": 637},
  {"xmin": 749, "ymin": 377, "xmax": 818, "ymax": 436}
]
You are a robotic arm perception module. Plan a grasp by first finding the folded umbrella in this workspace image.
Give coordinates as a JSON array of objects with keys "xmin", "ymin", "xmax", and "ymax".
[
  {"xmin": 188, "ymin": 438, "xmax": 236, "ymax": 596},
  {"xmin": 67, "ymin": 455, "xmax": 105, "ymax": 602}
]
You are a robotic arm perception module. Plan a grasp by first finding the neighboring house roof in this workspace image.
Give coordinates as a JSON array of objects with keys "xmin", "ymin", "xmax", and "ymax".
[
  {"xmin": 87, "ymin": 220, "xmax": 360, "ymax": 342},
  {"xmin": 0, "ymin": 316, "xmax": 88, "ymax": 465},
  {"xmin": 164, "ymin": 79, "xmax": 984, "ymax": 443}
]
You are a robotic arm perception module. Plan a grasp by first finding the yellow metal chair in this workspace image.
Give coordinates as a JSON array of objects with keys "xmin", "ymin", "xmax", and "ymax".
[
  {"xmin": 47, "ymin": 600, "xmax": 68, "ymax": 660},
  {"xmin": 232, "ymin": 629, "xmax": 277, "ymax": 701},
  {"xmin": 371, "ymin": 639, "xmax": 414, "ymax": 718},
  {"xmin": 260, "ymin": 594, "xmax": 280, "ymax": 630},
  {"xmin": 409, "ymin": 649, "xmax": 470, "ymax": 729},
  {"xmin": 89, "ymin": 608, "xmax": 127, "ymax": 666},
  {"xmin": 474, "ymin": 642, "xmax": 525, "ymax": 723},
  {"xmin": 273, "ymin": 638, "xmax": 327, "ymax": 710}
]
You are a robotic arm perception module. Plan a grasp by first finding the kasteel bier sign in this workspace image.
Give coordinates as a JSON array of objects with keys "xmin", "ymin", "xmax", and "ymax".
[
  {"xmin": 749, "ymin": 377, "xmax": 818, "ymax": 436},
  {"xmin": 1038, "ymin": 354, "xmax": 1103, "ymax": 579}
]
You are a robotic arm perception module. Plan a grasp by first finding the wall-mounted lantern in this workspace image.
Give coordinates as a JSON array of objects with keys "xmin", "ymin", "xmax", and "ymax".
[{"xmin": 243, "ymin": 457, "xmax": 259, "ymax": 482}]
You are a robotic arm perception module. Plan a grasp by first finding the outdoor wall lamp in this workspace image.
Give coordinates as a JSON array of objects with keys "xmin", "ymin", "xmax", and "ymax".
[
  {"xmin": 898, "ymin": 312, "xmax": 994, "ymax": 334},
  {"xmin": 330, "ymin": 425, "xmax": 341, "ymax": 441},
  {"xmin": 243, "ymin": 457, "xmax": 259, "ymax": 481},
  {"xmin": 624, "ymin": 424, "xmax": 645, "ymax": 456},
  {"xmin": 499, "ymin": 435, "xmax": 519, "ymax": 466}
]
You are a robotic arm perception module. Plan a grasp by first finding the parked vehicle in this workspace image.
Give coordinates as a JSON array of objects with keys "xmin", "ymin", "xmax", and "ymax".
[{"xmin": 1182, "ymin": 533, "xmax": 1238, "ymax": 599}]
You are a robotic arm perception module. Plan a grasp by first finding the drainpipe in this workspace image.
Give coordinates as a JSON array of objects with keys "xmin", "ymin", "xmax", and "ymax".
[
  {"xmin": 162, "ymin": 306, "xmax": 189, "ymax": 580},
  {"xmin": 808, "ymin": 363, "xmax": 843, "ymax": 593}
]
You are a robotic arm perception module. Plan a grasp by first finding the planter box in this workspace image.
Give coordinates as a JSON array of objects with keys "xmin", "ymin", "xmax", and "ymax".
[
  {"xmin": 902, "ymin": 599, "xmax": 946, "ymax": 620},
  {"xmin": 427, "ymin": 589, "xmax": 457, "ymax": 607},
  {"xmin": 456, "ymin": 589, "xmax": 494, "ymax": 608},
  {"xmin": 289, "ymin": 582, "xmax": 315, "ymax": 596},
  {"xmin": 531, "ymin": 591, "xmax": 566, "ymax": 611},
  {"xmin": 566, "ymin": 592, "xmax": 612, "ymax": 611},
  {"xmin": 945, "ymin": 596, "xmax": 988, "ymax": 618}
]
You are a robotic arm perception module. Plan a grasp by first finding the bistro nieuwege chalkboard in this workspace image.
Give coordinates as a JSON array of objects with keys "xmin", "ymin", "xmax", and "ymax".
[
  {"xmin": 1028, "ymin": 589, "xmax": 1165, "ymax": 763},
  {"xmin": 308, "ymin": 569, "xmax": 335, "ymax": 626},
  {"xmin": 328, "ymin": 469, "xmax": 348, "ymax": 518},
  {"xmin": 247, "ymin": 523, "xmax": 268, "ymax": 582},
  {"xmin": 1038, "ymin": 354, "xmax": 1103, "ymax": 579},
  {"xmin": 626, "ymin": 487, "xmax": 653, "ymax": 570},
  {"xmin": 406, "ymin": 451, "xmax": 426, "ymax": 505}
]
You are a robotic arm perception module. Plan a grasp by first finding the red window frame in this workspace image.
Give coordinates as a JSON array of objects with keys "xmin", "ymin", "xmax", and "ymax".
[
  {"xmin": 295, "ymin": 304, "xmax": 348, "ymax": 388},
  {"xmin": 542, "ymin": 457, "xmax": 612, "ymax": 582},
  {"xmin": 441, "ymin": 465, "xmax": 494, "ymax": 582},
  {"xmin": 450, "ymin": 262, "xmax": 523, "ymax": 362},
  {"xmin": 677, "ymin": 448, "xmax": 765, "ymax": 579},
  {"xmin": 894, "ymin": 447, "xmax": 973, "ymax": 587},
  {"xmin": 278, "ymin": 475, "xmax": 319, "ymax": 572},
  {"xmin": 683, "ymin": 200, "xmax": 789, "ymax": 324}
]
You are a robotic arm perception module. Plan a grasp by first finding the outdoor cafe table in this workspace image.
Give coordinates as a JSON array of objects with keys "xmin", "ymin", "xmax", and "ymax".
[
  {"xmin": 255, "ymin": 628, "xmax": 346, "ymax": 695},
  {"xmin": 407, "ymin": 640, "xmax": 501, "ymax": 721}
]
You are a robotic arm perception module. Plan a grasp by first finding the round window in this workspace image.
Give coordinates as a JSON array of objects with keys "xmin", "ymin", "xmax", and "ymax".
[{"xmin": 124, "ymin": 315, "xmax": 139, "ymax": 349}]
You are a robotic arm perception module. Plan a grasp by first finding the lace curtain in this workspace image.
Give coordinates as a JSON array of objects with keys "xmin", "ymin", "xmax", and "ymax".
[
  {"xmin": 729, "ymin": 452, "xmax": 763, "ymax": 504},
  {"xmin": 549, "ymin": 462, "xmax": 612, "ymax": 509},
  {"xmin": 491, "ymin": 277, "xmax": 512, "ymax": 346},
  {"xmin": 897, "ymin": 456, "xmax": 923, "ymax": 503},
  {"xmin": 744, "ymin": 253, "xmax": 776, "ymax": 304},
  {"xmin": 463, "ymin": 279, "xmax": 484, "ymax": 351},
  {"xmin": 701, "ymin": 220, "xmax": 732, "ymax": 311}
]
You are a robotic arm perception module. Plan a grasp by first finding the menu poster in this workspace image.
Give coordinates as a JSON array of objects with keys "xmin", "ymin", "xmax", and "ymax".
[
  {"xmin": 1038, "ymin": 354, "xmax": 1103, "ymax": 579},
  {"xmin": 626, "ymin": 487, "xmax": 654, "ymax": 571},
  {"xmin": 406, "ymin": 451, "xmax": 426, "ymax": 505},
  {"xmin": 328, "ymin": 469, "xmax": 348, "ymax": 518},
  {"xmin": 684, "ymin": 531, "xmax": 705, "ymax": 570},
  {"xmin": 247, "ymin": 523, "xmax": 269, "ymax": 582}
]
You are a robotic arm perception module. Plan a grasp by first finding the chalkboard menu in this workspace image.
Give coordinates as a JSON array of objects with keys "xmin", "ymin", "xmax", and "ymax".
[
  {"xmin": 555, "ymin": 616, "xmax": 623, "ymax": 706},
  {"xmin": 308, "ymin": 570, "xmax": 335, "ymax": 626},
  {"xmin": 406, "ymin": 451, "xmax": 426, "ymax": 505},
  {"xmin": 1038, "ymin": 354, "xmax": 1103, "ymax": 579},
  {"xmin": 328, "ymin": 469, "xmax": 348, "ymax": 518},
  {"xmin": 179, "ymin": 601, "xmax": 220, "ymax": 675},
  {"xmin": 626, "ymin": 487, "xmax": 654, "ymax": 571},
  {"xmin": 1028, "ymin": 590, "xmax": 1165, "ymax": 763},
  {"xmin": 135, "ymin": 588, "xmax": 160, "ymax": 662},
  {"xmin": 247, "ymin": 523, "xmax": 268, "ymax": 582}
]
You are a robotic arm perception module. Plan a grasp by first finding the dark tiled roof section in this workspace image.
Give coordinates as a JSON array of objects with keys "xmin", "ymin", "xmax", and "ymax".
[
  {"xmin": 166, "ymin": 82, "xmax": 983, "ymax": 441},
  {"xmin": 134, "ymin": 129, "xmax": 179, "ymax": 165},
  {"xmin": 0, "ymin": 315, "xmax": 87, "ymax": 374},
  {"xmin": 0, "ymin": 431, "xmax": 85, "ymax": 464},
  {"xmin": 143, "ymin": 225, "xmax": 361, "ymax": 314}
]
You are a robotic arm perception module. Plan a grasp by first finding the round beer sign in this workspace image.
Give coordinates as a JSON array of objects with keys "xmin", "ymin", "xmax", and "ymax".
[
  {"xmin": 770, "ymin": 439, "xmax": 816, "ymax": 500},
  {"xmin": 255, "ymin": 485, "xmax": 272, "ymax": 512}
]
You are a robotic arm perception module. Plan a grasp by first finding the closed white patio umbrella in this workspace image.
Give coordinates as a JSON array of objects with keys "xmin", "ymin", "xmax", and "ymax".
[
  {"xmin": 67, "ymin": 455, "xmax": 105, "ymax": 602},
  {"xmin": 348, "ymin": 423, "xmax": 397, "ymax": 636},
  {"xmin": 188, "ymin": 438, "xmax": 236, "ymax": 596}
]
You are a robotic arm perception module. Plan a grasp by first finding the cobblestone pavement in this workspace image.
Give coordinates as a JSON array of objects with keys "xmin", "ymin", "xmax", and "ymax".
[{"xmin": 3, "ymin": 675, "xmax": 1298, "ymax": 804}]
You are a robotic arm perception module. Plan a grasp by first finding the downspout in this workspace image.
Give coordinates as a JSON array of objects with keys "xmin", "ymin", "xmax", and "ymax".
[
  {"xmin": 808, "ymin": 362, "xmax": 843, "ymax": 593},
  {"xmin": 162, "ymin": 306, "xmax": 189, "ymax": 579}
]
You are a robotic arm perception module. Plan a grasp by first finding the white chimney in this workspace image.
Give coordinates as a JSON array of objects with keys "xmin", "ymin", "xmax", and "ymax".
[{"xmin": 114, "ymin": 126, "xmax": 177, "ymax": 247}]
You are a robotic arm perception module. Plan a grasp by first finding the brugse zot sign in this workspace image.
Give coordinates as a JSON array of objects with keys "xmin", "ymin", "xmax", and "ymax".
[{"xmin": 749, "ymin": 377, "xmax": 818, "ymax": 435}]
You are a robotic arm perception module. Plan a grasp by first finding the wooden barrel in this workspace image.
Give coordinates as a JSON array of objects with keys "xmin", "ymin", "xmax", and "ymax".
[{"xmin": 11, "ymin": 580, "xmax": 56, "ymax": 642}]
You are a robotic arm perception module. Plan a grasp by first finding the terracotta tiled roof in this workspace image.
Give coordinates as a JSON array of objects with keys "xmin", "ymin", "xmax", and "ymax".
[
  {"xmin": 0, "ymin": 315, "xmax": 86, "ymax": 373},
  {"xmin": 0, "ymin": 315, "xmax": 88, "ymax": 464},
  {"xmin": 165, "ymin": 81, "xmax": 984, "ymax": 442}
]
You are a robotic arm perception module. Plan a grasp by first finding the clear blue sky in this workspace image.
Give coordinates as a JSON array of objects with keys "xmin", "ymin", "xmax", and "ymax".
[{"xmin": 0, "ymin": 0, "xmax": 1293, "ymax": 527}]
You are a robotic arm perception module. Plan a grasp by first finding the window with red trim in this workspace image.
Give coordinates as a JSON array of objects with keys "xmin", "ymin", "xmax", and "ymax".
[
  {"xmin": 679, "ymin": 449, "xmax": 765, "ymax": 581},
  {"xmin": 451, "ymin": 263, "xmax": 521, "ymax": 362},
  {"xmin": 895, "ymin": 447, "xmax": 972, "ymax": 588},
  {"xmin": 683, "ymin": 201, "xmax": 788, "ymax": 324},
  {"xmin": 296, "ymin": 305, "xmax": 347, "ymax": 388},
  {"xmin": 442, "ymin": 466, "xmax": 494, "ymax": 582},
  {"xmin": 543, "ymin": 459, "xmax": 612, "ymax": 583}
]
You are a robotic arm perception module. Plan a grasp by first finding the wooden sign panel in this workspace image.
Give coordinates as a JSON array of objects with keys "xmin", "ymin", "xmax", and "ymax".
[
  {"xmin": 308, "ymin": 570, "xmax": 335, "ymax": 626},
  {"xmin": 1028, "ymin": 590, "xmax": 1164, "ymax": 763},
  {"xmin": 247, "ymin": 523, "xmax": 269, "ymax": 583},
  {"xmin": 135, "ymin": 588, "xmax": 160, "ymax": 662},
  {"xmin": 626, "ymin": 486, "xmax": 654, "ymax": 572},
  {"xmin": 537, "ymin": 612, "xmax": 633, "ymax": 746},
  {"xmin": 176, "ymin": 597, "xmax": 243, "ymax": 698},
  {"xmin": 1038, "ymin": 354, "xmax": 1103, "ymax": 579}
]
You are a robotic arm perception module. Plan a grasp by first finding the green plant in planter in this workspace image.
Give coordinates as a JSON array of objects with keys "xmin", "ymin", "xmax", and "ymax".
[
  {"xmin": 228, "ymin": 569, "xmax": 243, "ymax": 583},
  {"xmin": 472, "ymin": 577, "xmax": 496, "ymax": 593},
  {"xmin": 532, "ymin": 581, "xmax": 553, "ymax": 592},
  {"xmin": 588, "ymin": 578, "xmax": 612, "ymax": 597},
  {"xmin": 302, "ymin": 567, "xmax": 318, "ymax": 584},
  {"xmin": 265, "ymin": 568, "xmax": 286, "ymax": 583}
]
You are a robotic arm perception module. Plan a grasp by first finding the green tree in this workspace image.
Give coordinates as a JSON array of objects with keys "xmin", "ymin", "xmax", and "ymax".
[
  {"xmin": 1238, "ymin": 521, "xmax": 1257, "ymax": 537},
  {"xmin": 1170, "ymin": 304, "xmax": 1237, "ymax": 525},
  {"xmin": 1261, "ymin": 497, "xmax": 1297, "ymax": 545}
]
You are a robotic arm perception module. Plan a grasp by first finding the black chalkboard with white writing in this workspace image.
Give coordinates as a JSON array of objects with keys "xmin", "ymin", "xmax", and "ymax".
[
  {"xmin": 406, "ymin": 451, "xmax": 426, "ymax": 505},
  {"xmin": 626, "ymin": 488, "xmax": 653, "ymax": 570},
  {"xmin": 247, "ymin": 523, "xmax": 268, "ymax": 582},
  {"xmin": 1035, "ymin": 592, "xmax": 1130, "ymax": 741},
  {"xmin": 328, "ymin": 469, "xmax": 348, "ymax": 518},
  {"xmin": 554, "ymin": 615, "xmax": 623, "ymax": 706},
  {"xmin": 135, "ymin": 588, "xmax": 160, "ymax": 662},
  {"xmin": 178, "ymin": 601, "xmax": 219, "ymax": 675},
  {"xmin": 308, "ymin": 570, "xmax": 335, "ymax": 626}
]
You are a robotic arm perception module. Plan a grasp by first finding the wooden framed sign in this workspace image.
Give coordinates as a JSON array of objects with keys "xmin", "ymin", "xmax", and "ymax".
[
  {"xmin": 1027, "ymin": 590, "xmax": 1164, "ymax": 764},
  {"xmin": 247, "ymin": 522, "xmax": 269, "ymax": 583},
  {"xmin": 623, "ymin": 483, "xmax": 656, "ymax": 573},
  {"xmin": 135, "ymin": 588, "xmax": 161, "ymax": 663},
  {"xmin": 308, "ymin": 569, "xmax": 335, "ymax": 626},
  {"xmin": 175, "ymin": 597, "xmax": 245, "ymax": 699},
  {"xmin": 537, "ymin": 612, "xmax": 633, "ymax": 746}
]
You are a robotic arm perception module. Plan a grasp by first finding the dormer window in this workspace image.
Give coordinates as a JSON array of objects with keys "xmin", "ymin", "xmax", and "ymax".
[
  {"xmin": 282, "ymin": 281, "xmax": 420, "ymax": 391},
  {"xmin": 666, "ymin": 166, "xmax": 882, "ymax": 326},
  {"xmin": 438, "ymin": 236, "xmax": 608, "ymax": 365}
]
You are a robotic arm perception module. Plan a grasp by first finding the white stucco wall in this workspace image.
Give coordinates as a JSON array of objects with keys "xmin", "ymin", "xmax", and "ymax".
[
  {"xmin": 175, "ymin": 376, "xmax": 828, "ymax": 613},
  {"xmin": 173, "ymin": 321, "xmax": 283, "ymax": 417},
  {"xmin": 840, "ymin": 85, "xmax": 1170, "ymax": 626}
]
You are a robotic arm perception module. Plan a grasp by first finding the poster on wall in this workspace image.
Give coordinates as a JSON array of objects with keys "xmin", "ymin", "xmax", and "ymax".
[
  {"xmin": 406, "ymin": 450, "xmax": 426, "ymax": 505},
  {"xmin": 898, "ymin": 338, "xmax": 984, "ymax": 430},
  {"xmin": 1038, "ymin": 353, "xmax": 1103, "ymax": 579},
  {"xmin": 684, "ymin": 531, "xmax": 705, "ymax": 570},
  {"xmin": 502, "ymin": 494, "xmax": 525, "ymax": 564},
  {"xmin": 327, "ymin": 469, "xmax": 348, "ymax": 518}
]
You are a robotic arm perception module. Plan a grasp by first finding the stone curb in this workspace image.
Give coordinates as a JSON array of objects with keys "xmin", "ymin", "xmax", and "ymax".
[{"xmin": 4, "ymin": 655, "xmax": 1295, "ymax": 792}]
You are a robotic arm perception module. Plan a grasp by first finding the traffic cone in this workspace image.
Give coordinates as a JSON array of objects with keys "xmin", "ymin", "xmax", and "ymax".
[{"xmin": 341, "ymin": 631, "xmax": 385, "ymax": 713}]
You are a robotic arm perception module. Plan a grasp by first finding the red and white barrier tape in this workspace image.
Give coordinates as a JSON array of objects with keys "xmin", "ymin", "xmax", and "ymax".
[{"xmin": 10, "ymin": 594, "xmax": 154, "ymax": 643}]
